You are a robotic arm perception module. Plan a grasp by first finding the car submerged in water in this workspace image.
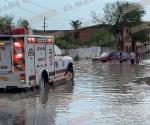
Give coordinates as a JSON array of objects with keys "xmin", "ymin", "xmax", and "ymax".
[{"xmin": 92, "ymin": 51, "xmax": 129, "ymax": 62}]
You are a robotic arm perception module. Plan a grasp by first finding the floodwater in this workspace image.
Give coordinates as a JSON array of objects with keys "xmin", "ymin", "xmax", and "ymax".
[{"xmin": 1, "ymin": 60, "xmax": 150, "ymax": 125}]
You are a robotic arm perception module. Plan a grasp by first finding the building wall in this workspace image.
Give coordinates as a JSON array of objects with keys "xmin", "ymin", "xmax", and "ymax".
[
  {"xmin": 33, "ymin": 25, "xmax": 147, "ymax": 57},
  {"xmin": 123, "ymin": 26, "xmax": 144, "ymax": 54},
  {"xmin": 78, "ymin": 28, "xmax": 100, "ymax": 44}
]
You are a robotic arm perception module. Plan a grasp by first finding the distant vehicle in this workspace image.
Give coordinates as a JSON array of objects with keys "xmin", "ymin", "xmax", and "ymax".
[{"xmin": 92, "ymin": 51, "xmax": 129, "ymax": 62}]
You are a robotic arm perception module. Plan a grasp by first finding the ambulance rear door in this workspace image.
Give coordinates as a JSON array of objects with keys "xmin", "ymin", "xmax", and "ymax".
[{"xmin": 0, "ymin": 36, "xmax": 12, "ymax": 73}]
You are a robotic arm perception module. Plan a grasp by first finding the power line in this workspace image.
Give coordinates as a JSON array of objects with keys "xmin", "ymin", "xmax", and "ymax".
[
  {"xmin": 3, "ymin": 0, "xmax": 35, "ymax": 15},
  {"xmin": 23, "ymin": 0, "xmax": 92, "ymax": 22},
  {"xmin": 3, "ymin": 0, "xmax": 93, "ymax": 29},
  {"xmin": 28, "ymin": 0, "xmax": 91, "ymax": 22},
  {"xmin": 3, "ymin": 0, "xmax": 91, "ymax": 22},
  {"xmin": 28, "ymin": 1, "xmax": 50, "ymax": 10}
]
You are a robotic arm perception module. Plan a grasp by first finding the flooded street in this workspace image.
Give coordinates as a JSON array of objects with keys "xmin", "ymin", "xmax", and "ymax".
[{"xmin": 1, "ymin": 60, "xmax": 150, "ymax": 125}]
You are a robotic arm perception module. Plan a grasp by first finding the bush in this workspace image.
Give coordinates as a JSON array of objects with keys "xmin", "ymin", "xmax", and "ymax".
[
  {"xmin": 73, "ymin": 54, "xmax": 80, "ymax": 61},
  {"xmin": 54, "ymin": 34, "xmax": 74, "ymax": 49}
]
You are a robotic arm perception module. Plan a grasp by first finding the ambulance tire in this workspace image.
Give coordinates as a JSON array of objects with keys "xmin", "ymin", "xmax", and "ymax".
[{"xmin": 40, "ymin": 71, "xmax": 49, "ymax": 89}]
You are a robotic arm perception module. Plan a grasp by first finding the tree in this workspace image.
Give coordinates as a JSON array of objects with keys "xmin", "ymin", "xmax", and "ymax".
[
  {"xmin": 132, "ymin": 30, "xmax": 149, "ymax": 43},
  {"xmin": 0, "ymin": 15, "xmax": 14, "ymax": 34},
  {"xmin": 90, "ymin": 11, "xmax": 103, "ymax": 24},
  {"xmin": 55, "ymin": 33, "xmax": 74, "ymax": 49},
  {"xmin": 70, "ymin": 20, "xmax": 82, "ymax": 47},
  {"xmin": 103, "ymin": 1, "xmax": 145, "ymax": 51},
  {"xmin": 17, "ymin": 18, "xmax": 29, "ymax": 28},
  {"xmin": 89, "ymin": 28, "xmax": 116, "ymax": 53},
  {"xmin": 93, "ymin": 1, "xmax": 145, "ymax": 50}
]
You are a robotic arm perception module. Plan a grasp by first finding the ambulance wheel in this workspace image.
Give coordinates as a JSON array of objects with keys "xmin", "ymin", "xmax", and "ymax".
[{"xmin": 40, "ymin": 71, "xmax": 49, "ymax": 89}]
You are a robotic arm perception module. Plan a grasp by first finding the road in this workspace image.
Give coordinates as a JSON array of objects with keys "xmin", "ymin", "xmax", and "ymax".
[{"xmin": 0, "ymin": 60, "xmax": 150, "ymax": 125}]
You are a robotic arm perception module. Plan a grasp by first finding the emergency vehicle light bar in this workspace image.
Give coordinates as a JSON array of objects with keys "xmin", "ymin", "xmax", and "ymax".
[
  {"xmin": 28, "ymin": 37, "xmax": 54, "ymax": 44},
  {"xmin": 47, "ymin": 38, "xmax": 54, "ymax": 44},
  {"xmin": 28, "ymin": 38, "xmax": 36, "ymax": 43}
]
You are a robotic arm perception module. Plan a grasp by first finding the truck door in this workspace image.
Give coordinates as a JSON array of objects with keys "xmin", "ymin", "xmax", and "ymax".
[
  {"xmin": 54, "ymin": 45, "xmax": 66, "ymax": 79},
  {"xmin": 0, "ymin": 37, "xmax": 12, "ymax": 72}
]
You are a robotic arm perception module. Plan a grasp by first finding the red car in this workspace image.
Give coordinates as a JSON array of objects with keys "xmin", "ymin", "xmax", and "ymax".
[{"xmin": 92, "ymin": 51, "xmax": 129, "ymax": 62}]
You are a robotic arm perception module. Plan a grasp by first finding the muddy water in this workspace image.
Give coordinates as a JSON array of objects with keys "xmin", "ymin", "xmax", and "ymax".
[{"xmin": 1, "ymin": 60, "xmax": 150, "ymax": 125}]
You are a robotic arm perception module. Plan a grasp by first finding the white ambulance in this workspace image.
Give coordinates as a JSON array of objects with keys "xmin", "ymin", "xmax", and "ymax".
[{"xmin": 0, "ymin": 34, "xmax": 74, "ymax": 90}]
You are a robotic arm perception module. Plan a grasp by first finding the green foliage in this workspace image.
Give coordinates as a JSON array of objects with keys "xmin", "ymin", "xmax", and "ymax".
[
  {"xmin": 17, "ymin": 18, "xmax": 29, "ymax": 28},
  {"xmin": 70, "ymin": 20, "xmax": 82, "ymax": 30},
  {"xmin": 0, "ymin": 15, "xmax": 14, "ymax": 26},
  {"xmin": 103, "ymin": 1, "xmax": 145, "ymax": 26},
  {"xmin": 88, "ymin": 28, "xmax": 117, "ymax": 48},
  {"xmin": 0, "ymin": 15, "xmax": 14, "ymax": 34},
  {"xmin": 102, "ymin": 1, "xmax": 145, "ymax": 50},
  {"xmin": 73, "ymin": 54, "xmax": 80, "ymax": 61},
  {"xmin": 70, "ymin": 20, "xmax": 82, "ymax": 47},
  {"xmin": 55, "ymin": 34, "xmax": 74, "ymax": 49},
  {"xmin": 132, "ymin": 31, "xmax": 149, "ymax": 42}
]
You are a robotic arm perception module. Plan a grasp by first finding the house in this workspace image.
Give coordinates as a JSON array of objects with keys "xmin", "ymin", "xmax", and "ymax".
[{"xmin": 33, "ymin": 23, "xmax": 150, "ymax": 56}]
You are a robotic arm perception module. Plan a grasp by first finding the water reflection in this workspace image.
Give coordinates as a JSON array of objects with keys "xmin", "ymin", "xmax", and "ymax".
[
  {"xmin": 0, "ymin": 81, "xmax": 74, "ymax": 125},
  {"xmin": 40, "ymin": 87, "xmax": 49, "ymax": 105},
  {"xmin": 1, "ymin": 60, "xmax": 150, "ymax": 125}
]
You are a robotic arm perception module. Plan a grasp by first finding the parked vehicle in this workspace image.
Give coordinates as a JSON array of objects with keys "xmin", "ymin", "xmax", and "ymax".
[
  {"xmin": 0, "ymin": 29, "xmax": 74, "ymax": 90},
  {"xmin": 92, "ymin": 51, "xmax": 129, "ymax": 62}
]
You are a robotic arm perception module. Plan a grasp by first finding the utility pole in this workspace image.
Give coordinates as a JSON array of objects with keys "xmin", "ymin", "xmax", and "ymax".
[
  {"xmin": 42, "ymin": 17, "xmax": 48, "ymax": 31},
  {"xmin": 44, "ymin": 17, "xmax": 46, "ymax": 31}
]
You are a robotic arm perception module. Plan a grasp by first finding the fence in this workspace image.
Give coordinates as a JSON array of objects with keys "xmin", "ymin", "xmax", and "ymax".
[{"xmin": 62, "ymin": 47, "xmax": 111, "ymax": 59}]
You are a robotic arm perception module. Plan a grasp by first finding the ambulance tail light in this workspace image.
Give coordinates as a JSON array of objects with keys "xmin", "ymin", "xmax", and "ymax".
[
  {"xmin": 14, "ymin": 42, "xmax": 22, "ymax": 48},
  {"xmin": 14, "ymin": 53, "xmax": 23, "ymax": 60}
]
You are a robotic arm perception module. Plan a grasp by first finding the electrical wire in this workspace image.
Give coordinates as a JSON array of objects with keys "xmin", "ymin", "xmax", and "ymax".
[
  {"xmin": 26, "ymin": 0, "xmax": 92, "ymax": 23},
  {"xmin": 3, "ymin": 0, "xmax": 91, "ymax": 21},
  {"xmin": 28, "ymin": 1, "xmax": 50, "ymax": 10},
  {"xmin": 3, "ymin": 0, "xmax": 36, "ymax": 15},
  {"xmin": 2, "ymin": 0, "xmax": 93, "ymax": 29}
]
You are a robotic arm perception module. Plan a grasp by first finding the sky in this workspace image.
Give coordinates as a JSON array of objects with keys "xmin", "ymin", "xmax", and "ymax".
[{"xmin": 1, "ymin": 0, "xmax": 150, "ymax": 30}]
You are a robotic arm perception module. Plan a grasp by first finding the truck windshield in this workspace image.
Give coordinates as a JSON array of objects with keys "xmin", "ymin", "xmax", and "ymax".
[
  {"xmin": 101, "ymin": 52, "xmax": 109, "ymax": 57},
  {"xmin": 54, "ymin": 45, "xmax": 62, "ymax": 55}
]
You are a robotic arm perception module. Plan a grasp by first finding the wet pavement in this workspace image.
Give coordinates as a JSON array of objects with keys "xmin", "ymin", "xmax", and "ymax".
[{"xmin": 1, "ymin": 60, "xmax": 150, "ymax": 125}]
